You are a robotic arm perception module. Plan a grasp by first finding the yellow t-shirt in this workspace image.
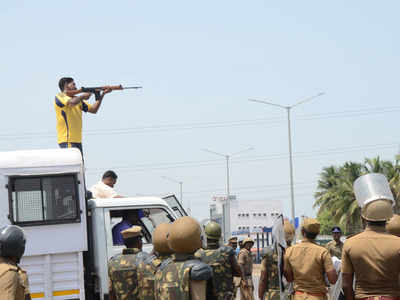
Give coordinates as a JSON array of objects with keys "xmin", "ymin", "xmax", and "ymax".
[{"xmin": 54, "ymin": 93, "xmax": 92, "ymax": 144}]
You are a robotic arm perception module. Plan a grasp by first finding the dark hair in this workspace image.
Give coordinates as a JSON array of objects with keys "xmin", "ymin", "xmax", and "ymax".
[
  {"xmin": 123, "ymin": 236, "xmax": 141, "ymax": 248},
  {"xmin": 102, "ymin": 170, "xmax": 118, "ymax": 180},
  {"xmin": 366, "ymin": 220, "xmax": 386, "ymax": 227},
  {"xmin": 303, "ymin": 229, "xmax": 318, "ymax": 240},
  {"xmin": 58, "ymin": 77, "xmax": 74, "ymax": 91}
]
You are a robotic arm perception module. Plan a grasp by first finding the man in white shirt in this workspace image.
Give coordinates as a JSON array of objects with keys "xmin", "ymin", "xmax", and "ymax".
[{"xmin": 91, "ymin": 170, "xmax": 122, "ymax": 198}]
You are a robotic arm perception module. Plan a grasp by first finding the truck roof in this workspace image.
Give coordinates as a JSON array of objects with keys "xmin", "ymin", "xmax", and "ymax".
[
  {"xmin": 0, "ymin": 148, "xmax": 82, "ymax": 170},
  {"xmin": 88, "ymin": 196, "xmax": 171, "ymax": 209}
]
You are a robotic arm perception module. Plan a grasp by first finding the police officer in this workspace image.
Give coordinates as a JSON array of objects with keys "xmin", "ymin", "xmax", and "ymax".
[
  {"xmin": 195, "ymin": 221, "xmax": 243, "ymax": 300},
  {"xmin": 227, "ymin": 236, "xmax": 238, "ymax": 250},
  {"xmin": 137, "ymin": 223, "xmax": 174, "ymax": 300},
  {"xmin": 325, "ymin": 227, "xmax": 343, "ymax": 259},
  {"xmin": 386, "ymin": 214, "xmax": 400, "ymax": 237},
  {"xmin": 284, "ymin": 218, "xmax": 337, "ymax": 300},
  {"xmin": 155, "ymin": 216, "xmax": 212, "ymax": 300},
  {"xmin": 0, "ymin": 225, "xmax": 27, "ymax": 300},
  {"xmin": 259, "ymin": 221, "xmax": 295, "ymax": 300},
  {"xmin": 108, "ymin": 226, "xmax": 149, "ymax": 300},
  {"xmin": 342, "ymin": 173, "xmax": 400, "ymax": 300},
  {"xmin": 238, "ymin": 237, "xmax": 255, "ymax": 300}
]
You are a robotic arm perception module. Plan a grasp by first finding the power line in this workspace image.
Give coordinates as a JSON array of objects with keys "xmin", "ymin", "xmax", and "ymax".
[
  {"xmin": 85, "ymin": 142, "xmax": 397, "ymax": 174},
  {"xmin": 2, "ymin": 106, "xmax": 400, "ymax": 140}
]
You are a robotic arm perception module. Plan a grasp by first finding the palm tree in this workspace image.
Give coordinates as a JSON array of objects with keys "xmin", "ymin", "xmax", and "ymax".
[{"xmin": 314, "ymin": 156, "xmax": 400, "ymax": 234}]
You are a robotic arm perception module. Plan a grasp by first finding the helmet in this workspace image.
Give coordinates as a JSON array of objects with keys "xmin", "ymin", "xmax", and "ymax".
[
  {"xmin": 153, "ymin": 223, "xmax": 174, "ymax": 254},
  {"xmin": 242, "ymin": 237, "xmax": 254, "ymax": 246},
  {"xmin": 204, "ymin": 221, "xmax": 221, "ymax": 240},
  {"xmin": 361, "ymin": 199, "xmax": 393, "ymax": 221},
  {"xmin": 386, "ymin": 214, "xmax": 400, "ymax": 236},
  {"xmin": 0, "ymin": 225, "xmax": 26, "ymax": 261},
  {"xmin": 168, "ymin": 216, "xmax": 202, "ymax": 253},
  {"xmin": 283, "ymin": 221, "xmax": 295, "ymax": 242},
  {"xmin": 353, "ymin": 173, "xmax": 394, "ymax": 207}
]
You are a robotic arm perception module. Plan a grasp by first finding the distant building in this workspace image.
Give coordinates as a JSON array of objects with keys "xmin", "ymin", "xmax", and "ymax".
[{"xmin": 210, "ymin": 195, "xmax": 282, "ymax": 241}]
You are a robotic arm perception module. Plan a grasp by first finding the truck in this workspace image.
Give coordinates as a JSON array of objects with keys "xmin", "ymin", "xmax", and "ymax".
[{"xmin": 0, "ymin": 148, "xmax": 187, "ymax": 300}]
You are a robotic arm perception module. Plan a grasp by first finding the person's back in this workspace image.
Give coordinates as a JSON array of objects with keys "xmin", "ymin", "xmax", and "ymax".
[
  {"xmin": 196, "ymin": 246, "xmax": 235, "ymax": 300},
  {"xmin": 108, "ymin": 226, "xmax": 148, "ymax": 300},
  {"xmin": 342, "ymin": 226, "xmax": 400, "ymax": 298},
  {"xmin": 137, "ymin": 223, "xmax": 173, "ymax": 300},
  {"xmin": 285, "ymin": 240, "xmax": 333, "ymax": 294}
]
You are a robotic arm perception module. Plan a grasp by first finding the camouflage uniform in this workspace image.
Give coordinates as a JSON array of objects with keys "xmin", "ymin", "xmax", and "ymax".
[
  {"xmin": 155, "ymin": 253, "xmax": 211, "ymax": 300},
  {"xmin": 108, "ymin": 248, "xmax": 148, "ymax": 300},
  {"xmin": 195, "ymin": 245, "xmax": 235, "ymax": 300},
  {"xmin": 137, "ymin": 254, "xmax": 172, "ymax": 300},
  {"xmin": 260, "ymin": 250, "xmax": 280, "ymax": 300},
  {"xmin": 325, "ymin": 240, "xmax": 343, "ymax": 259}
]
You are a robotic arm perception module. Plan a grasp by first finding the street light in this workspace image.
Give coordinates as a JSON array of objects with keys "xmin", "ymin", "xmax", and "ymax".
[
  {"xmin": 248, "ymin": 92, "xmax": 325, "ymax": 223},
  {"xmin": 202, "ymin": 147, "xmax": 254, "ymax": 241},
  {"xmin": 161, "ymin": 176, "xmax": 186, "ymax": 212}
]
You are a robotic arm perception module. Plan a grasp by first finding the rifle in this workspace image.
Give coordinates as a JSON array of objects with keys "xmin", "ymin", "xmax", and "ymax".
[{"xmin": 66, "ymin": 85, "xmax": 142, "ymax": 100}]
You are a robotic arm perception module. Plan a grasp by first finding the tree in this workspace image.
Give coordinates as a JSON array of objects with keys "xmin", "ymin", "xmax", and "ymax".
[{"xmin": 314, "ymin": 156, "xmax": 400, "ymax": 234}]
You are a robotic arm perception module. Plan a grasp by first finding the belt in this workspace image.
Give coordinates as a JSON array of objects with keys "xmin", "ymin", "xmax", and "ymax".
[
  {"xmin": 359, "ymin": 297, "xmax": 400, "ymax": 300},
  {"xmin": 295, "ymin": 291, "xmax": 326, "ymax": 297},
  {"xmin": 244, "ymin": 274, "xmax": 252, "ymax": 277}
]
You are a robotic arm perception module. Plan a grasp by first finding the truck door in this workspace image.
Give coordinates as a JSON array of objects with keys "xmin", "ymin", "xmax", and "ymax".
[{"xmin": 162, "ymin": 194, "xmax": 188, "ymax": 217}]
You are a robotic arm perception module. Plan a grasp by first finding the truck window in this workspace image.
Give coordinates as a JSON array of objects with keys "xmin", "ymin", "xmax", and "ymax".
[
  {"xmin": 8, "ymin": 174, "xmax": 80, "ymax": 226},
  {"xmin": 109, "ymin": 208, "xmax": 174, "ymax": 246}
]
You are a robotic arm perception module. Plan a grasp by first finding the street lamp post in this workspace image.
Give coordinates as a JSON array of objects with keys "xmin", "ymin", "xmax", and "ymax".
[
  {"xmin": 248, "ymin": 92, "xmax": 325, "ymax": 223},
  {"xmin": 161, "ymin": 176, "xmax": 186, "ymax": 212},
  {"xmin": 202, "ymin": 147, "xmax": 253, "ymax": 242}
]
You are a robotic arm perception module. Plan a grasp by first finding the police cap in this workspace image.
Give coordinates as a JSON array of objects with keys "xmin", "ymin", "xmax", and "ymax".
[
  {"xmin": 302, "ymin": 218, "xmax": 320, "ymax": 234},
  {"xmin": 331, "ymin": 226, "xmax": 342, "ymax": 233},
  {"xmin": 121, "ymin": 226, "xmax": 142, "ymax": 239}
]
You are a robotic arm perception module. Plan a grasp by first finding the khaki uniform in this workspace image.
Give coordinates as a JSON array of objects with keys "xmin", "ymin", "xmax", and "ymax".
[
  {"xmin": 238, "ymin": 248, "xmax": 254, "ymax": 300},
  {"xmin": 284, "ymin": 239, "xmax": 334, "ymax": 300},
  {"xmin": 325, "ymin": 240, "xmax": 343, "ymax": 259},
  {"xmin": 0, "ymin": 257, "xmax": 25, "ymax": 300},
  {"xmin": 108, "ymin": 248, "xmax": 148, "ymax": 300},
  {"xmin": 341, "ymin": 226, "xmax": 400, "ymax": 298},
  {"xmin": 260, "ymin": 250, "xmax": 280, "ymax": 300},
  {"xmin": 18, "ymin": 268, "xmax": 30, "ymax": 299}
]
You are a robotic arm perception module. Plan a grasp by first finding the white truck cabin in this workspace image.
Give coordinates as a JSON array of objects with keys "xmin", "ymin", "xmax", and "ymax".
[
  {"xmin": 88, "ymin": 196, "xmax": 184, "ymax": 300},
  {"xmin": 0, "ymin": 148, "xmax": 87, "ymax": 300}
]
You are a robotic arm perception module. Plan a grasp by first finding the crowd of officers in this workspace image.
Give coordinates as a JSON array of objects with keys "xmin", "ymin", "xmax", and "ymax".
[{"xmin": 2, "ymin": 179, "xmax": 400, "ymax": 300}]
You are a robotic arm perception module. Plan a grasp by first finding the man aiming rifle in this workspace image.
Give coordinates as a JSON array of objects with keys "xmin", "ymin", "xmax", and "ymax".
[{"xmin": 54, "ymin": 77, "xmax": 141, "ymax": 154}]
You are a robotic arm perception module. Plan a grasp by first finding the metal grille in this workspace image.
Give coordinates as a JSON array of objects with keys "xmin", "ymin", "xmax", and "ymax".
[{"xmin": 10, "ymin": 175, "xmax": 79, "ymax": 225}]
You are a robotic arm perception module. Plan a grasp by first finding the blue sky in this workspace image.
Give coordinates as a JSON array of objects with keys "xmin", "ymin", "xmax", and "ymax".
[{"xmin": 1, "ymin": 1, "xmax": 400, "ymax": 221}]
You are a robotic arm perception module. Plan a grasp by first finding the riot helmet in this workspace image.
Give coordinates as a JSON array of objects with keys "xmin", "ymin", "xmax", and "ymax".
[{"xmin": 0, "ymin": 225, "xmax": 26, "ymax": 262}]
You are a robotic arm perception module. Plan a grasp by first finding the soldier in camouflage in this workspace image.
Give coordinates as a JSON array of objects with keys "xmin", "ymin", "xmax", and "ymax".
[
  {"xmin": 195, "ymin": 221, "xmax": 243, "ymax": 300},
  {"xmin": 154, "ymin": 216, "xmax": 212, "ymax": 300},
  {"xmin": 137, "ymin": 223, "xmax": 174, "ymax": 300},
  {"xmin": 108, "ymin": 226, "xmax": 149, "ymax": 300},
  {"xmin": 258, "ymin": 221, "xmax": 295, "ymax": 300}
]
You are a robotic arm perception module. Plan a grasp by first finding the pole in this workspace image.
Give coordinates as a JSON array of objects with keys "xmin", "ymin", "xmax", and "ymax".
[
  {"xmin": 225, "ymin": 155, "xmax": 231, "ymax": 242},
  {"xmin": 286, "ymin": 107, "xmax": 296, "ymax": 223}
]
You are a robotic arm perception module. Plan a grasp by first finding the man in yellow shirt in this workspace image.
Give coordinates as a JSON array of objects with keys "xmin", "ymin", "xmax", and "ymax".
[{"xmin": 55, "ymin": 77, "xmax": 111, "ymax": 154}]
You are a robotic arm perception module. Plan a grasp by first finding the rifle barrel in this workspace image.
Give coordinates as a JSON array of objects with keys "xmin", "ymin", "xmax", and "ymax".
[{"xmin": 123, "ymin": 86, "xmax": 143, "ymax": 89}]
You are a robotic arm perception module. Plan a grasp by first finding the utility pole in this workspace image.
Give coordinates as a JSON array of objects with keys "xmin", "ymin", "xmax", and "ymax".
[
  {"xmin": 249, "ymin": 92, "xmax": 324, "ymax": 223},
  {"xmin": 202, "ymin": 147, "xmax": 253, "ymax": 242}
]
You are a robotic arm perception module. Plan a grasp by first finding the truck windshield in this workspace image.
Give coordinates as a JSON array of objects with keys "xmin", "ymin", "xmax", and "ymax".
[
  {"xmin": 110, "ymin": 207, "xmax": 174, "ymax": 245},
  {"xmin": 9, "ymin": 174, "xmax": 80, "ymax": 226}
]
